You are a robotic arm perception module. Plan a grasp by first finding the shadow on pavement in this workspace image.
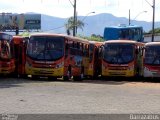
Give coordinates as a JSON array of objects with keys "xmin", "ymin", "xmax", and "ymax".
[
  {"xmin": 0, "ymin": 76, "xmax": 159, "ymax": 89},
  {"xmin": 0, "ymin": 77, "xmax": 52, "ymax": 89}
]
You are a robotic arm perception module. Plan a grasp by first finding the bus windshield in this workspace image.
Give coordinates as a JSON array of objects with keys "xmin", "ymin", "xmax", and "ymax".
[
  {"xmin": 27, "ymin": 36, "xmax": 64, "ymax": 61},
  {"xmin": 103, "ymin": 43, "xmax": 134, "ymax": 64},
  {"xmin": 145, "ymin": 46, "xmax": 160, "ymax": 65}
]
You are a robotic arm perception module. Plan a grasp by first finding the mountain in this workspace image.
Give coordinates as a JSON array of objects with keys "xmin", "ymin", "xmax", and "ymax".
[{"xmin": 41, "ymin": 13, "xmax": 160, "ymax": 36}]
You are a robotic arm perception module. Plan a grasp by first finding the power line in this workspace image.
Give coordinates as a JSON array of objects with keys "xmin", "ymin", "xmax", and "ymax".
[
  {"xmin": 144, "ymin": 0, "xmax": 152, "ymax": 7},
  {"xmin": 68, "ymin": 0, "xmax": 74, "ymax": 7},
  {"xmin": 43, "ymin": 25, "xmax": 65, "ymax": 32}
]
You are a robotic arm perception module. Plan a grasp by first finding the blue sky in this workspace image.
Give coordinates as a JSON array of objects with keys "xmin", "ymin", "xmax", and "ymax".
[{"xmin": 0, "ymin": 0, "xmax": 159, "ymax": 22}]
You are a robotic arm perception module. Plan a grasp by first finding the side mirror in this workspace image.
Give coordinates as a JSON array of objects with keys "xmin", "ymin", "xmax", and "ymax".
[
  {"xmin": 65, "ymin": 43, "xmax": 68, "ymax": 49},
  {"xmin": 135, "ymin": 48, "xmax": 139, "ymax": 55},
  {"xmin": 99, "ymin": 45, "xmax": 104, "ymax": 59},
  {"xmin": 141, "ymin": 46, "xmax": 145, "ymax": 56}
]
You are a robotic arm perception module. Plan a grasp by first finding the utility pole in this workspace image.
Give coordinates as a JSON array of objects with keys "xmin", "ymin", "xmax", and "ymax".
[
  {"xmin": 129, "ymin": 9, "xmax": 131, "ymax": 25},
  {"xmin": 73, "ymin": 0, "xmax": 76, "ymax": 36},
  {"xmin": 151, "ymin": 0, "xmax": 155, "ymax": 42}
]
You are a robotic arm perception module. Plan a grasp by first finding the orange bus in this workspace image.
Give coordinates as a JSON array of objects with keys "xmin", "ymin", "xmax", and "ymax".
[
  {"xmin": 100, "ymin": 40, "xmax": 144, "ymax": 77},
  {"xmin": 143, "ymin": 42, "xmax": 160, "ymax": 78},
  {"xmin": 87, "ymin": 41, "xmax": 103, "ymax": 78},
  {"xmin": 13, "ymin": 36, "xmax": 27, "ymax": 77},
  {"xmin": 0, "ymin": 32, "xmax": 15, "ymax": 75},
  {"xmin": 25, "ymin": 33, "xmax": 100, "ymax": 80}
]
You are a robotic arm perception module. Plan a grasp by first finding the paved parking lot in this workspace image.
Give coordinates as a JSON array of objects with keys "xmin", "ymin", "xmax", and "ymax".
[{"xmin": 0, "ymin": 78, "xmax": 160, "ymax": 114}]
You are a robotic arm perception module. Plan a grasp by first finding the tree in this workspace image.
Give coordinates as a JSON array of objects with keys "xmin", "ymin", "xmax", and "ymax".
[
  {"xmin": 78, "ymin": 34, "xmax": 104, "ymax": 42},
  {"xmin": 65, "ymin": 17, "xmax": 84, "ymax": 35},
  {"xmin": 148, "ymin": 27, "xmax": 160, "ymax": 34}
]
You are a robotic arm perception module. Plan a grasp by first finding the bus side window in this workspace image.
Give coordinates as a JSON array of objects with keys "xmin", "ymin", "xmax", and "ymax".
[
  {"xmin": 72, "ymin": 42, "xmax": 74, "ymax": 48},
  {"xmin": 65, "ymin": 40, "xmax": 69, "ymax": 57},
  {"xmin": 80, "ymin": 43, "xmax": 84, "ymax": 56},
  {"xmin": 84, "ymin": 44, "xmax": 88, "ymax": 57},
  {"xmin": 77, "ymin": 42, "xmax": 80, "ymax": 49},
  {"xmin": 89, "ymin": 44, "xmax": 94, "ymax": 63},
  {"xmin": 87, "ymin": 45, "xmax": 89, "ymax": 57},
  {"xmin": 19, "ymin": 46, "xmax": 23, "ymax": 64}
]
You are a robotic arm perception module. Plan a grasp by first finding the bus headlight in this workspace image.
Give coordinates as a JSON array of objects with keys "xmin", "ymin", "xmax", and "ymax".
[
  {"xmin": 56, "ymin": 62, "xmax": 64, "ymax": 68},
  {"xmin": 26, "ymin": 61, "xmax": 32, "ymax": 67},
  {"xmin": 128, "ymin": 65, "xmax": 134, "ymax": 70},
  {"xmin": 90, "ymin": 65, "xmax": 93, "ymax": 69},
  {"xmin": 144, "ymin": 67, "xmax": 150, "ymax": 71}
]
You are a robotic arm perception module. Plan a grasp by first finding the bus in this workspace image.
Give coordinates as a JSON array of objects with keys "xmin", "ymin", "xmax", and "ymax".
[
  {"xmin": 25, "ymin": 33, "xmax": 100, "ymax": 80},
  {"xmin": 0, "ymin": 32, "xmax": 15, "ymax": 75},
  {"xmin": 103, "ymin": 25, "xmax": 144, "ymax": 42},
  {"xmin": 87, "ymin": 41, "xmax": 103, "ymax": 78},
  {"xmin": 100, "ymin": 40, "xmax": 144, "ymax": 77},
  {"xmin": 13, "ymin": 36, "xmax": 27, "ymax": 77},
  {"xmin": 143, "ymin": 42, "xmax": 160, "ymax": 78}
]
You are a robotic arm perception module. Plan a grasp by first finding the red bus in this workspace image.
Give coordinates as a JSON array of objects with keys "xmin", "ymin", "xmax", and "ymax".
[
  {"xmin": 0, "ymin": 32, "xmax": 15, "ymax": 75},
  {"xmin": 143, "ymin": 42, "xmax": 160, "ymax": 78},
  {"xmin": 13, "ymin": 36, "xmax": 27, "ymax": 77},
  {"xmin": 100, "ymin": 40, "xmax": 144, "ymax": 77},
  {"xmin": 25, "ymin": 33, "xmax": 96, "ymax": 80},
  {"xmin": 87, "ymin": 41, "xmax": 103, "ymax": 78}
]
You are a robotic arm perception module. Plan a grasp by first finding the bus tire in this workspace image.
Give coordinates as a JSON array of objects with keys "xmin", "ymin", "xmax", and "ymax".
[
  {"xmin": 19, "ymin": 74, "xmax": 28, "ymax": 79},
  {"xmin": 73, "ymin": 76, "xmax": 82, "ymax": 81},
  {"xmin": 63, "ymin": 76, "xmax": 69, "ymax": 81},
  {"xmin": 32, "ymin": 75, "xmax": 39, "ymax": 80},
  {"xmin": 48, "ymin": 76, "xmax": 57, "ymax": 81}
]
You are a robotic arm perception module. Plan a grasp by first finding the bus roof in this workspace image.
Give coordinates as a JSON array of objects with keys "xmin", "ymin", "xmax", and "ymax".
[
  {"xmin": 89, "ymin": 41, "xmax": 103, "ymax": 46},
  {"xmin": 29, "ymin": 33, "xmax": 89, "ymax": 44},
  {"xmin": 145, "ymin": 42, "xmax": 160, "ymax": 46},
  {"xmin": 104, "ymin": 25, "xmax": 142, "ymax": 29},
  {"xmin": 0, "ymin": 32, "xmax": 13, "ymax": 40},
  {"xmin": 104, "ymin": 40, "xmax": 139, "ymax": 44},
  {"xmin": 13, "ymin": 36, "xmax": 25, "ymax": 44}
]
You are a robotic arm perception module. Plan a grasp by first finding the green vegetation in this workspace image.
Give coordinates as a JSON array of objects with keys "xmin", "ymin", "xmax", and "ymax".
[
  {"xmin": 19, "ymin": 31, "xmax": 30, "ymax": 37},
  {"xmin": 147, "ymin": 27, "xmax": 160, "ymax": 34},
  {"xmin": 78, "ymin": 34, "xmax": 104, "ymax": 42},
  {"xmin": 65, "ymin": 17, "xmax": 84, "ymax": 35}
]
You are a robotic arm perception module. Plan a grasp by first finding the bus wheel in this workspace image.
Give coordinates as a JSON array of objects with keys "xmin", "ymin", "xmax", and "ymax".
[
  {"xmin": 10, "ymin": 73, "xmax": 18, "ymax": 78},
  {"xmin": 63, "ymin": 76, "xmax": 69, "ymax": 81},
  {"xmin": 90, "ymin": 75, "xmax": 98, "ymax": 80},
  {"xmin": 32, "ymin": 75, "xmax": 39, "ymax": 80},
  {"xmin": 48, "ymin": 76, "xmax": 57, "ymax": 81},
  {"xmin": 19, "ymin": 74, "xmax": 28, "ymax": 79},
  {"xmin": 73, "ymin": 76, "xmax": 82, "ymax": 81}
]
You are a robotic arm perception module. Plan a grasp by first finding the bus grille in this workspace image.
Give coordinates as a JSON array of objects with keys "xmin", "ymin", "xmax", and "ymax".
[
  {"xmin": 108, "ymin": 67, "xmax": 127, "ymax": 70},
  {"xmin": 109, "ymin": 72, "xmax": 126, "ymax": 76},
  {"xmin": 34, "ymin": 70, "xmax": 53, "ymax": 74}
]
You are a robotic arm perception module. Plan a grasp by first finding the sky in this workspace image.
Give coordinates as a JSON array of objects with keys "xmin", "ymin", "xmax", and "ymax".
[{"xmin": 0, "ymin": 0, "xmax": 159, "ymax": 22}]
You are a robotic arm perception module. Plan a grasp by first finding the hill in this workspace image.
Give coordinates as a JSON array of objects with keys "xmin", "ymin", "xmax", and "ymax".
[{"xmin": 41, "ymin": 13, "xmax": 160, "ymax": 36}]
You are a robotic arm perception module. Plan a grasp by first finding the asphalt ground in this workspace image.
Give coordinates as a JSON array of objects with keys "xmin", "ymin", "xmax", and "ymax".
[{"xmin": 0, "ymin": 77, "xmax": 160, "ymax": 114}]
